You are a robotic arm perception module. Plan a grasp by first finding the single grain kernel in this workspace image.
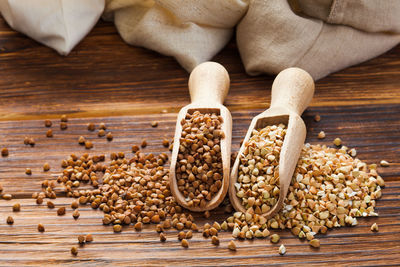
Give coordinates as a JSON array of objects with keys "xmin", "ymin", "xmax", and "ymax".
[
  {"xmin": 317, "ymin": 131, "xmax": 325, "ymax": 139},
  {"xmin": 270, "ymin": 234, "xmax": 280, "ymax": 243},
  {"xmin": 24, "ymin": 137, "xmax": 30, "ymax": 145},
  {"xmin": 333, "ymin": 137, "xmax": 342, "ymax": 146},
  {"xmin": 99, "ymin": 123, "xmax": 107, "ymax": 130},
  {"xmin": 71, "ymin": 201, "xmax": 79, "ymax": 209},
  {"xmin": 160, "ymin": 232, "xmax": 166, "ymax": 242},
  {"xmin": 1, "ymin": 148, "xmax": 8, "ymax": 157},
  {"xmin": 131, "ymin": 145, "xmax": 139, "ymax": 153},
  {"xmin": 113, "ymin": 224, "xmax": 122, "ymax": 233},
  {"xmin": 25, "ymin": 168, "xmax": 32, "ymax": 175},
  {"xmin": 151, "ymin": 121, "xmax": 158, "ymax": 128},
  {"xmin": 85, "ymin": 234, "xmax": 93, "ymax": 242},
  {"xmin": 380, "ymin": 160, "xmax": 389, "ymax": 167},
  {"xmin": 185, "ymin": 230, "xmax": 193, "ymax": 239},
  {"xmin": 84, "ymin": 141, "xmax": 93, "ymax": 149},
  {"xmin": 279, "ymin": 244, "xmax": 286, "ymax": 255},
  {"xmin": 43, "ymin": 163, "xmax": 50, "ymax": 172},
  {"xmin": 60, "ymin": 122, "xmax": 68, "ymax": 130},
  {"xmin": 57, "ymin": 207, "xmax": 66, "ymax": 216},
  {"xmin": 38, "ymin": 223, "xmax": 45, "ymax": 232},
  {"xmin": 46, "ymin": 129, "xmax": 53, "ymax": 137},
  {"xmin": 178, "ymin": 231, "xmax": 186, "ymax": 240},
  {"xmin": 314, "ymin": 115, "xmax": 321, "ymax": 122},
  {"xmin": 47, "ymin": 201, "xmax": 55, "ymax": 209},
  {"xmin": 106, "ymin": 132, "xmax": 113, "ymax": 141},
  {"xmin": 228, "ymin": 240, "xmax": 236, "ymax": 251},
  {"xmin": 98, "ymin": 129, "xmax": 105, "ymax": 137},
  {"xmin": 141, "ymin": 139, "xmax": 147, "ymax": 148},
  {"xmin": 6, "ymin": 216, "xmax": 14, "ymax": 225},
  {"xmin": 44, "ymin": 120, "xmax": 52, "ymax": 127},
  {"xmin": 61, "ymin": 114, "xmax": 68, "ymax": 122},
  {"xmin": 28, "ymin": 138, "xmax": 35, "ymax": 146},
  {"xmin": 204, "ymin": 211, "xmax": 211, "ymax": 219},
  {"xmin": 87, "ymin": 123, "xmax": 95, "ymax": 131},
  {"xmin": 371, "ymin": 223, "xmax": 379, "ymax": 232},
  {"xmin": 71, "ymin": 246, "xmax": 78, "ymax": 256},
  {"xmin": 309, "ymin": 239, "xmax": 320, "ymax": 248},
  {"xmin": 3, "ymin": 194, "xmax": 12, "ymax": 200},
  {"xmin": 78, "ymin": 235, "xmax": 85, "ymax": 244},
  {"xmin": 78, "ymin": 136, "xmax": 85, "ymax": 145},
  {"xmin": 134, "ymin": 222, "xmax": 143, "ymax": 231},
  {"xmin": 181, "ymin": 239, "xmax": 189, "ymax": 248},
  {"xmin": 12, "ymin": 203, "xmax": 20, "ymax": 212},
  {"xmin": 36, "ymin": 197, "xmax": 43, "ymax": 204},
  {"xmin": 162, "ymin": 138, "xmax": 169, "ymax": 148},
  {"xmin": 73, "ymin": 209, "xmax": 80, "ymax": 219},
  {"xmin": 211, "ymin": 235, "xmax": 220, "ymax": 246}
]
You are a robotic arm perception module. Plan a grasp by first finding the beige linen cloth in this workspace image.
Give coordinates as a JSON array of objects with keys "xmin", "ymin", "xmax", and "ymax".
[
  {"xmin": 1, "ymin": 0, "xmax": 399, "ymax": 80},
  {"xmin": 0, "ymin": 0, "xmax": 104, "ymax": 55}
]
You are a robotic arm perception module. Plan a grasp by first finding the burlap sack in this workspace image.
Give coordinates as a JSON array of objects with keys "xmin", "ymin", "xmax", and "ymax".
[
  {"xmin": 0, "ymin": 0, "xmax": 105, "ymax": 55},
  {"xmin": 103, "ymin": 0, "xmax": 249, "ymax": 71},
  {"xmin": 237, "ymin": 0, "xmax": 400, "ymax": 80}
]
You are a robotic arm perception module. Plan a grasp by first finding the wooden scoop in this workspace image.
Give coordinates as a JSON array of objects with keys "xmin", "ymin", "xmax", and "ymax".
[
  {"xmin": 169, "ymin": 61, "xmax": 232, "ymax": 212},
  {"xmin": 229, "ymin": 67, "xmax": 314, "ymax": 219}
]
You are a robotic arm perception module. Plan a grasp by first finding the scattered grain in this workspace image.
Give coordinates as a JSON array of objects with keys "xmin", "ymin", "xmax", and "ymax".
[
  {"xmin": 85, "ymin": 234, "xmax": 93, "ymax": 242},
  {"xmin": 380, "ymin": 160, "xmax": 389, "ymax": 167},
  {"xmin": 3, "ymin": 194, "xmax": 12, "ymax": 200},
  {"xmin": 314, "ymin": 115, "xmax": 321, "ymax": 122},
  {"xmin": 60, "ymin": 122, "xmax": 68, "ymax": 130},
  {"xmin": 181, "ymin": 239, "xmax": 189, "ymax": 248},
  {"xmin": 46, "ymin": 129, "xmax": 53, "ymax": 137},
  {"xmin": 151, "ymin": 121, "xmax": 158, "ymax": 127},
  {"xmin": 57, "ymin": 207, "xmax": 66, "ymax": 216},
  {"xmin": 98, "ymin": 129, "xmax": 105, "ymax": 137},
  {"xmin": 38, "ymin": 223, "xmax": 45, "ymax": 232},
  {"xmin": 78, "ymin": 136, "xmax": 86, "ymax": 145},
  {"xmin": 78, "ymin": 235, "xmax": 85, "ymax": 244},
  {"xmin": 228, "ymin": 240, "xmax": 236, "ymax": 251},
  {"xmin": 6, "ymin": 216, "xmax": 14, "ymax": 225},
  {"xmin": 333, "ymin": 137, "xmax": 342, "ymax": 146},
  {"xmin": 162, "ymin": 138, "xmax": 170, "ymax": 148},
  {"xmin": 71, "ymin": 246, "xmax": 78, "ymax": 256},
  {"xmin": 113, "ymin": 224, "xmax": 122, "ymax": 233},
  {"xmin": 84, "ymin": 141, "xmax": 93, "ymax": 149},
  {"xmin": 371, "ymin": 223, "xmax": 379, "ymax": 232},
  {"xmin": 106, "ymin": 132, "xmax": 113, "ymax": 141},
  {"xmin": 47, "ymin": 201, "xmax": 55, "ymax": 209},
  {"xmin": 160, "ymin": 233, "xmax": 167, "ymax": 242},
  {"xmin": 211, "ymin": 235, "xmax": 220, "ymax": 246},
  {"xmin": 25, "ymin": 168, "xmax": 32, "ymax": 175},
  {"xmin": 1, "ymin": 148, "xmax": 8, "ymax": 157},
  {"xmin": 278, "ymin": 244, "xmax": 286, "ymax": 255},
  {"xmin": 73, "ymin": 210, "xmax": 80, "ymax": 219},
  {"xmin": 44, "ymin": 120, "xmax": 52, "ymax": 127},
  {"xmin": 87, "ymin": 123, "xmax": 95, "ymax": 131},
  {"xmin": 309, "ymin": 239, "xmax": 320, "ymax": 248},
  {"xmin": 43, "ymin": 163, "xmax": 50, "ymax": 172},
  {"xmin": 12, "ymin": 203, "xmax": 20, "ymax": 212},
  {"xmin": 317, "ymin": 131, "xmax": 325, "ymax": 139},
  {"xmin": 61, "ymin": 114, "xmax": 68, "ymax": 122},
  {"xmin": 141, "ymin": 139, "xmax": 147, "ymax": 148},
  {"xmin": 270, "ymin": 234, "xmax": 280, "ymax": 243},
  {"xmin": 99, "ymin": 123, "xmax": 107, "ymax": 130}
]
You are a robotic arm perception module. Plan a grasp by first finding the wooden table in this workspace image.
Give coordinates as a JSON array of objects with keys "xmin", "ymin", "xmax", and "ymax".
[{"xmin": 0, "ymin": 17, "xmax": 399, "ymax": 266}]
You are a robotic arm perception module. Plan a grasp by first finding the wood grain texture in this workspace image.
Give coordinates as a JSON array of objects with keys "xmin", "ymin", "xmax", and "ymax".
[{"xmin": 0, "ymin": 16, "xmax": 399, "ymax": 266}]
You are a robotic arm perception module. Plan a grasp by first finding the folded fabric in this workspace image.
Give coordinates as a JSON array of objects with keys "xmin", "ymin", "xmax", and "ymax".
[
  {"xmin": 0, "ymin": 0, "xmax": 105, "ymax": 55},
  {"xmin": 237, "ymin": 0, "xmax": 400, "ymax": 80},
  {"xmin": 103, "ymin": 0, "xmax": 249, "ymax": 71},
  {"xmin": 1, "ymin": 0, "xmax": 399, "ymax": 80}
]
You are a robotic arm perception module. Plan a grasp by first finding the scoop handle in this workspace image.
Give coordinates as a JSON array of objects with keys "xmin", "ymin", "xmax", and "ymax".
[
  {"xmin": 188, "ymin": 62, "xmax": 230, "ymax": 105},
  {"xmin": 270, "ymin": 67, "xmax": 315, "ymax": 116}
]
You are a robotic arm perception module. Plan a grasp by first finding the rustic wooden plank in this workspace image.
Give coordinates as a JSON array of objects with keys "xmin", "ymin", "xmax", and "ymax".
[
  {"xmin": 0, "ymin": 17, "xmax": 400, "ymax": 121},
  {"xmin": 0, "ymin": 14, "xmax": 399, "ymax": 266}
]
